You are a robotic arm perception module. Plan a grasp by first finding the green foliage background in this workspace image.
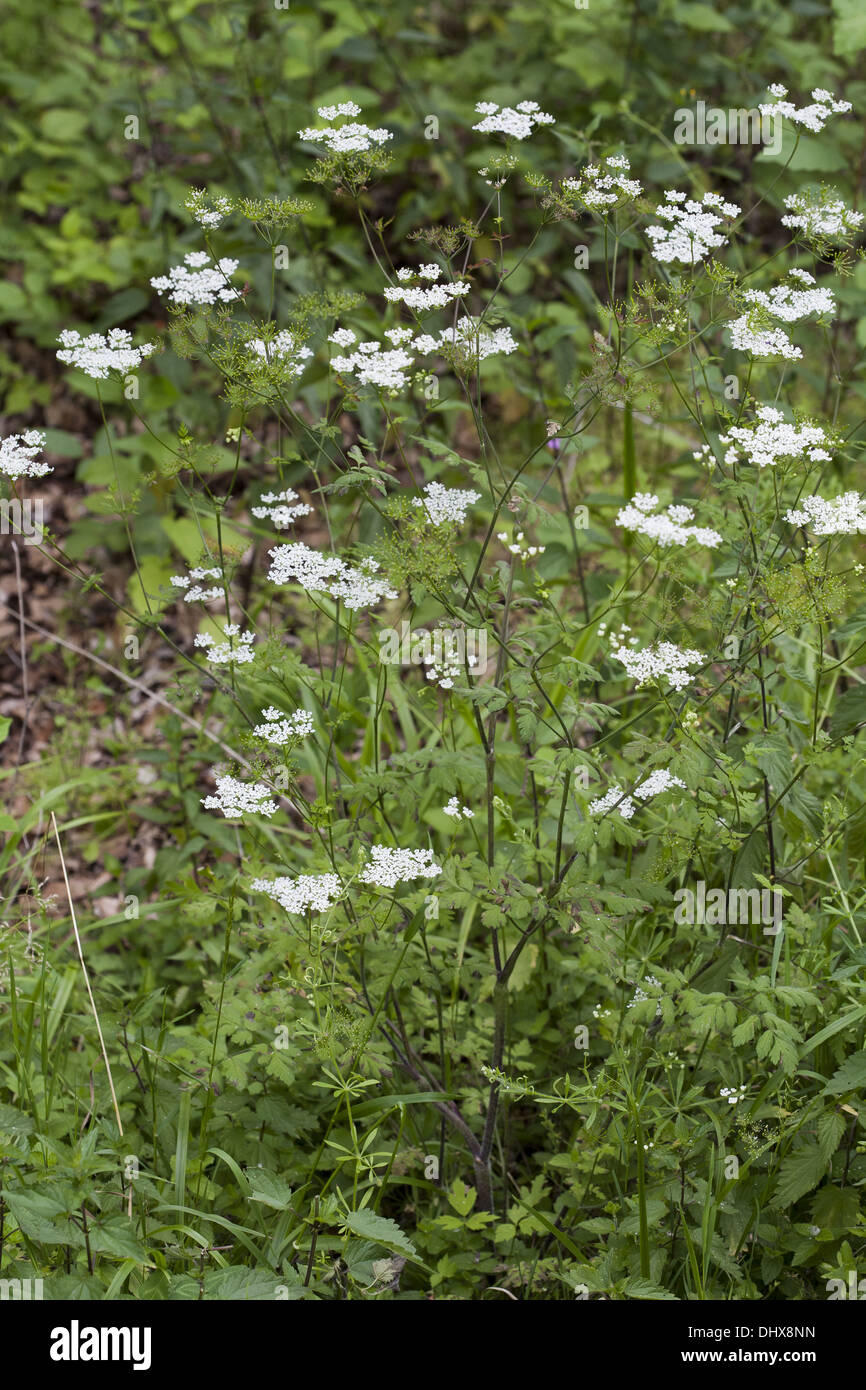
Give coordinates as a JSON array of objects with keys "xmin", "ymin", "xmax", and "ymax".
[{"xmin": 2, "ymin": 0, "xmax": 866, "ymax": 1302}]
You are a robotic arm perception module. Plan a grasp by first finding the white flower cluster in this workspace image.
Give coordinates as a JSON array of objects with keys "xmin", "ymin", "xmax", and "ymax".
[
  {"xmin": 414, "ymin": 317, "xmax": 519, "ymax": 362},
  {"xmin": 612, "ymin": 637, "xmax": 705, "ymax": 691},
  {"xmin": 201, "ymin": 774, "xmax": 278, "ymax": 819},
  {"xmin": 267, "ymin": 542, "xmax": 397, "ymax": 612},
  {"xmin": 589, "ymin": 768, "xmax": 686, "ymax": 820},
  {"xmin": 781, "ymin": 188, "xmax": 863, "ymax": 243},
  {"xmin": 786, "ymin": 492, "xmax": 866, "ymax": 535},
  {"xmin": 298, "ymin": 103, "xmax": 393, "ymax": 154},
  {"xmin": 443, "ymin": 797, "xmax": 474, "ymax": 819},
  {"xmin": 497, "ymin": 529, "xmax": 545, "ymax": 558},
  {"xmin": 251, "ymin": 872, "xmax": 343, "ymax": 914},
  {"xmin": 251, "ymin": 487, "xmax": 312, "ymax": 529},
  {"xmin": 151, "ymin": 252, "xmax": 240, "ymax": 306},
  {"xmin": 247, "ymin": 333, "xmax": 313, "ymax": 377},
  {"xmin": 330, "ymin": 337, "xmax": 416, "ymax": 392},
  {"xmin": 563, "ymin": 154, "xmax": 643, "ymax": 209},
  {"xmin": 0, "ymin": 430, "xmax": 51, "ymax": 479},
  {"xmin": 185, "ymin": 189, "xmax": 233, "ymax": 229},
  {"xmin": 359, "ymin": 844, "xmax": 441, "ymax": 887},
  {"xmin": 646, "ymin": 190, "xmax": 740, "ymax": 265},
  {"xmin": 194, "ymin": 623, "xmax": 255, "ymax": 665},
  {"xmin": 728, "ymin": 269, "xmax": 835, "ymax": 359},
  {"xmin": 424, "ymin": 636, "xmax": 479, "ymax": 690},
  {"xmin": 709, "ymin": 405, "xmax": 833, "ymax": 470},
  {"xmin": 170, "ymin": 566, "xmax": 223, "ymax": 603},
  {"xmin": 759, "ymin": 85, "xmax": 852, "ymax": 134},
  {"xmin": 253, "ymin": 706, "xmax": 315, "ymax": 744},
  {"xmin": 57, "ymin": 329, "xmax": 157, "ymax": 379},
  {"xmin": 413, "ymin": 482, "xmax": 481, "ymax": 526},
  {"xmin": 472, "ymin": 99, "xmax": 555, "ymax": 140},
  {"xmin": 615, "ymin": 494, "xmax": 722, "ymax": 548},
  {"xmin": 384, "ymin": 265, "xmax": 470, "ymax": 311},
  {"xmin": 627, "ymin": 975, "xmax": 662, "ymax": 1013},
  {"xmin": 720, "ymin": 1084, "xmax": 747, "ymax": 1105}
]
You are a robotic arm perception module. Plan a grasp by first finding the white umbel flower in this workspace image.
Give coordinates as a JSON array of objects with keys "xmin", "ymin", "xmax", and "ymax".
[
  {"xmin": 728, "ymin": 271, "xmax": 835, "ymax": 359},
  {"xmin": 716, "ymin": 406, "xmax": 833, "ymax": 469},
  {"xmin": 151, "ymin": 251, "xmax": 240, "ymax": 306},
  {"xmin": 616, "ymin": 494, "xmax": 722, "ymax": 548},
  {"xmin": 359, "ymin": 844, "xmax": 441, "ymax": 888},
  {"xmin": 646, "ymin": 190, "xmax": 740, "ymax": 265},
  {"xmin": 194, "ymin": 623, "xmax": 255, "ymax": 665},
  {"xmin": 202, "ymin": 774, "xmax": 278, "ymax": 819},
  {"xmin": 298, "ymin": 104, "xmax": 393, "ymax": 154},
  {"xmin": 0, "ymin": 430, "xmax": 51, "ymax": 479},
  {"xmin": 253, "ymin": 707, "xmax": 315, "ymax": 744},
  {"xmin": 759, "ymin": 85, "xmax": 852, "ymax": 134},
  {"xmin": 781, "ymin": 188, "xmax": 864, "ymax": 242},
  {"xmin": 170, "ymin": 566, "xmax": 223, "ymax": 603},
  {"xmin": 251, "ymin": 872, "xmax": 343, "ymax": 913},
  {"xmin": 57, "ymin": 329, "xmax": 157, "ymax": 379},
  {"xmin": 413, "ymin": 482, "xmax": 481, "ymax": 526},
  {"xmin": 472, "ymin": 100, "xmax": 555, "ymax": 140},
  {"xmin": 185, "ymin": 190, "xmax": 233, "ymax": 229},
  {"xmin": 443, "ymin": 797, "xmax": 473, "ymax": 819},
  {"xmin": 786, "ymin": 492, "xmax": 866, "ymax": 535},
  {"xmin": 563, "ymin": 154, "xmax": 643, "ymax": 209},
  {"xmin": 267, "ymin": 542, "xmax": 397, "ymax": 612},
  {"xmin": 251, "ymin": 488, "xmax": 312, "ymax": 529},
  {"xmin": 613, "ymin": 639, "xmax": 705, "ymax": 692}
]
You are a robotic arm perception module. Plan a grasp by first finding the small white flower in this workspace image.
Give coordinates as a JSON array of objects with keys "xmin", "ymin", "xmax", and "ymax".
[
  {"xmin": 267, "ymin": 542, "xmax": 397, "ymax": 613},
  {"xmin": 251, "ymin": 487, "xmax": 313, "ymax": 530},
  {"xmin": 57, "ymin": 329, "xmax": 157, "ymax": 379},
  {"xmin": 359, "ymin": 844, "xmax": 441, "ymax": 888},
  {"xmin": 412, "ymin": 482, "xmax": 481, "ymax": 526},
  {"xmin": 786, "ymin": 491, "xmax": 866, "ymax": 535},
  {"xmin": 472, "ymin": 100, "xmax": 555, "ymax": 140},
  {"xmin": 442, "ymin": 796, "xmax": 473, "ymax": 819},
  {"xmin": 613, "ymin": 638, "xmax": 705, "ymax": 692},
  {"xmin": 202, "ymin": 774, "xmax": 278, "ymax": 819},
  {"xmin": 194, "ymin": 624, "xmax": 255, "ymax": 665},
  {"xmin": 253, "ymin": 707, "xmax": 315, "ymax": 744},
  {"xmin": 185, "ymin": 189, "xmax": 233, "ymax": 229},
  {"xmin": 251, "ymin": 872, "xmax": 343, "ymax": 913},
  {"xmin": 616, "ymin": 494, "xmax": 722, "ymax": 548},
  {"xmin": 151, "ymin": 252, "xmax": 240, "ymax": 306},
  {"xmin": 759, "ymin": 86, "xmax": 852, "ymax": 134},
  {"xmin": 170, "ymin": 566, "xmax": 223, "ymax": 603},
  {"xmin": 299, "ymin": 105, "xmax": 393, "ymax": 154},
  {"xmin": 719, "ymin": 1084, "xmax": 747, "ymax": 1105},
  {"xmin": 0, "ymin": 430, "xmax": 51, "ymax": 479},
  {"xmin": 646, "ymin": 190, "xmax": 740, "ymax": 265}
]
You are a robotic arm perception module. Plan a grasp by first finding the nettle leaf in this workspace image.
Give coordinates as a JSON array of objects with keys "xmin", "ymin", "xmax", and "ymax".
[
  {"xmin": 817, "ymin": 1112, "xmax": 847, "ymax": 1165},
  {"xmin": 341, "ymin": 1209, "xmax": 416, "ymax": 1258},
  {"xmin": 773, "ymin": 1144, "xmax": 828, "ymax": 1207},
  {"xmin": 244, "ymin": 1168, "xmax": 294, "ymax": 1210},
  {"xmin": 823, "ymin": 1049, "xmax": 866, "ymax": 1096}
]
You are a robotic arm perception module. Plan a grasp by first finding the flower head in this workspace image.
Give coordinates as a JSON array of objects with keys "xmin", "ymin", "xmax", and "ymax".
[
  {"xmin": 0, "ymin": 430, "xmax": 51, "ymax": 479},
  {"xmin": 151, "ymin": 252, "xmax": 240, "ymax": 306},
  {"xmin": 57, "ymin": 329, "xmax": 157, "ymax": 379}
]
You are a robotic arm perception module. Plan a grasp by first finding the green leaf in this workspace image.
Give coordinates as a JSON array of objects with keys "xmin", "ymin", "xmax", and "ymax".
[
  {"xmin": 341, "ymin": 1209, "xmax": 416, "ymax": 1257},
  {"xmin": 833, "ymin": 0, "xmax": 866, "ymax": 55},
  {"xmin": 823, "ymin": 1049, "xmax": 866, "ymax": 1096},
  {"xmin": 244, "ymin": 1168, "xmax": 294, "ymax": 1210},
  {"xmin": 773, "ymin": 1144, "xmax": 827, "ymax": 1207}
]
